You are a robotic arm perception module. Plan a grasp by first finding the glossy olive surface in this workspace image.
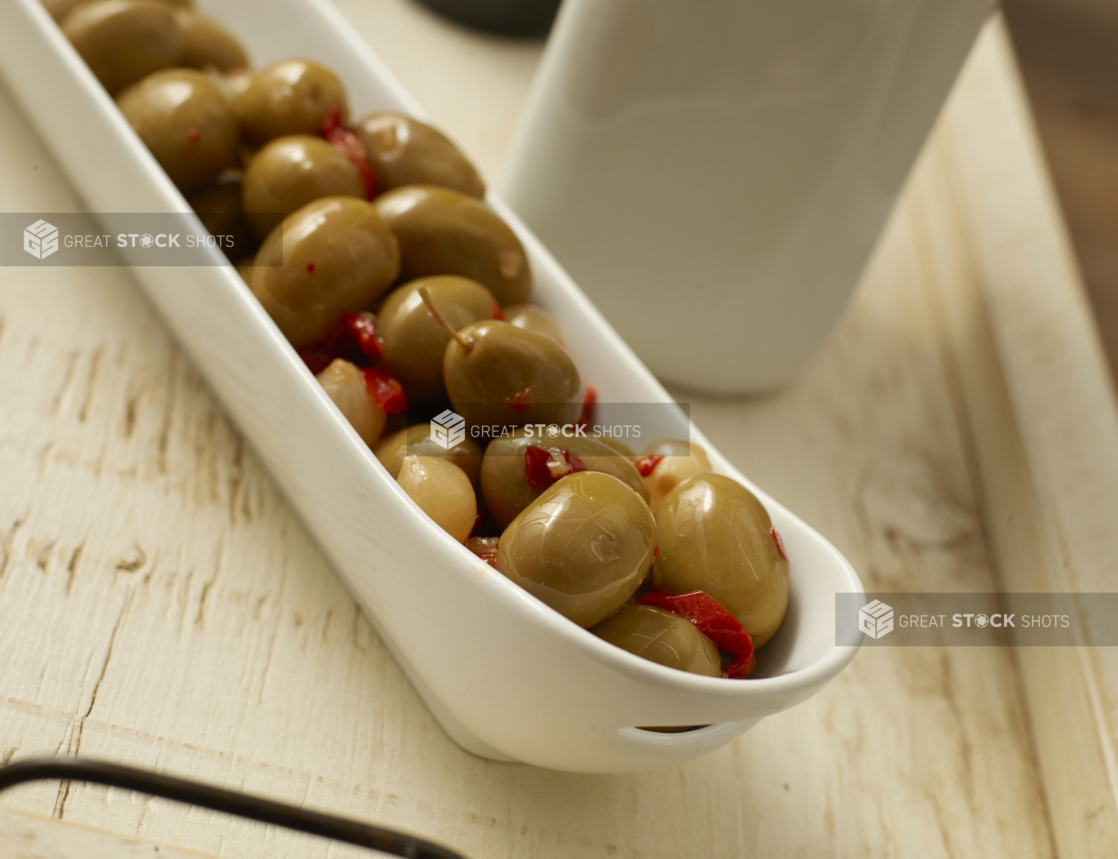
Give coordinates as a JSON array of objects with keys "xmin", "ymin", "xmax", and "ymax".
[
  {"xmin": 175, "ymin": 9, "xmax": 247, "ymax": 71},
  {"xmin": 250, "ymin": 196, "xmax": 400, "ymax": 348},
  {"xmin": 481, "ymin": 428, "xmax": 648, "ymax": 530},
  {"xmin": 186, "ymin": 169, "xmax": 255, "ymax": 260},
  {"xmin": 374, "ymin": 424, "xmax": 482, "ymax": 490},
  {"xmin": 497, "ymin": 472, "xmax": 655, "ymax": 628},
  {"xmin": 378, "ymin": 276, "xmax": 497, "ymax": 401},
  {"xmin": 240, "ymin": 58, "xmax": 348, "ymax": 145},
  {"xmin": 374, "ymin": 186, "xmax": 531, "ymax": 306},
  {"xmin": 242, "ymin": 135, "xmax": 364, "ymax": 239},
  {"xmin": 503, "ymin": 303, "xmax": 563, "ymax": 342},
  {"xmin": 117, "ymin": 68, "xmax": 238, "ymax": 192},
  {"xmin": 63, "ymin": 0, "xmax": 185, "ymax": 94},
  {"xmin": 591, "ymin": 605, "xmax": 721, "ymax": 677},
  {"xmin": 653, "ymin": 474, "xmax": 789, "ymax": 648},
  {"xmin": 316, "ymin": 358, "xmax": 385, "ymax": 448},
  {"xmin": 444, "ymin": 320, "xmax": 581, "ymax": 431},
  {"xmin": 355, "ymin": 112, "xmax": 485, "ymax": 198},
  {"xmin": 397, "ymin": 455, "xmax": 476, "ymax": 543}
]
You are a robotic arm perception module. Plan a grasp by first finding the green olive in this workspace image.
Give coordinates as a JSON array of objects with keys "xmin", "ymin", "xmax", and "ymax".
[
  {"xmin": 481, "ymin": 428, "xmax": 648, "ymax": 530},
  {"xmin": 240, "ymin": 58, "xmax": 349, "ymax": 146},
  {"xmin": 374, "ymin": 186, "xmax": 531, "ymax": 306},
  {"xmin": 373, "ymin": 424, "xmax": 482, "ymax": 490},
  {"xmin": 444, "ymin": 320, "xmax": 581, "ymax": 431},
  {"xmin": 653, "ymin": 473, "xmax": 789, "ymax": 648},
  {"xmin": 63, "ymin": 0, "xmax": 185, "ymax": 94},
  {"xmin": 186, "ymin": 169, "xmax": 255, "ymax": 261},
  {"xmin": 497, "ymin": 471, "xmax": 655, "ymax": 628},
  {"xmin": 241, "ymin": 135, "xmax": 364, "ymax": 240},
  {"xmin": 250, "ymin": 196, "xmax": 400, "ymax": 348},
  {"xmin": 117, "ymin": 68, "xmax": 238, "ymax": 192},
  {"xmin": 174, "ymin": 9, "xmax": 248, "ymax": 72},
  {"xmin": 591, "ymin": 605, "xmax": 721, "ymax": 677},
  {"xmin": 504, "ymin": 304, "xmax": 563, "ymax": 342},
  {"xmin": 354, "ymin": 112, "xmax": 485, "ymax": 198},
  {"xmin": 378, "ymin": 276, "xmax": 498, "ymax": 401}
]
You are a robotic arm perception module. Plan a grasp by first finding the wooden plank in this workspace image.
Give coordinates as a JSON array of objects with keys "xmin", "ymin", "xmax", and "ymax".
[
  {"xmin": 1, "ymin": 807, "xmax": 215, "ymax": 859},
  {"xmin": 927, "ymin": 17, "xmax": 1118, "ymax": 858},
  {"xmin": 0, "ymin": 6, "xmax": 1087, "ymax": 858}
]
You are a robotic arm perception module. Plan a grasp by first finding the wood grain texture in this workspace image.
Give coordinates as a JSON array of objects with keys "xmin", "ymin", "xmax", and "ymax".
[{"xmin": 0, "ymin": 6, "xmax": 1099, "ymax": 858}]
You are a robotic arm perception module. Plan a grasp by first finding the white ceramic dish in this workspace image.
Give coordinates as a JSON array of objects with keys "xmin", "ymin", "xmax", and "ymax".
[{"xmin": 0, "ymin": 0, "xmax": 863, "ymax": 773}]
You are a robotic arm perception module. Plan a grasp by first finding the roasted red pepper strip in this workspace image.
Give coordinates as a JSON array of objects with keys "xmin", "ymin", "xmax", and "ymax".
[
  {"xmin": 339, "ymin": 312, "xmax": 384, "ymax": 362},
  {"xmin": 637, "ymin": 591, "xmax": 756, "ymax": 679},
  {"xmin": 361, "ymin": 366, "xmax": 407, "ymax": 414},
  {"xmin": 524, "ymin": 445, "xmax": 588, "ymax": 490},
  {"xmin": 320, "ymin": 107, "xmax": 377, "ymax": 200},
  {"xmin": 576, "ymin": 386, "xmax": 597, "ymax": 432},
  {"xmin": 633, "ymin": 454, "xmax": 663, "ymax": 478},
  {"xmin": 490, "ymin": 301, "xmax": 505, "ymax": 321}
]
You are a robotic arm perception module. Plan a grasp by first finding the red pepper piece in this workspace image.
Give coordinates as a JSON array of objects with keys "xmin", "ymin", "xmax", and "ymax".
[
  {"xmin": 633, "ymin": 455, "xmax": 664, "ymax": 478},
  {"xmin": 306, "ymin": 262, "xmax": 315, "ymax": 273},
  {"xmin": 507, "ymin": 388, "xmax": 533, "ymax": 412},
  {"xmin": 652, "ymin": 545, "xmax": 660, "ymax": 563},
  {"xmin": 339, "ymin": 312, "xmax": 384, "ymax": 362},
  {"xmin": 361, "ymin": 366, "xmax": 407, "ymax": 414},
  {"xmin": 188, "ymin": 128, "xmax": 201, "ymax": 143},
  {"xmin": 770, "ymin": 527, "xmax": 788, "ymax": 562},
  {"xmin": 524, "ymin": 445, "xmax": 588, "ymax": 490},
  {"xmin": 490, "ymin": 301, "xmax": 506, "ymax": 321},
  {"xmin": 637, "ymin": 590, "xmax": 756, "ymax": 679},
  {"xmin": 321, "ymin": 107, "xmax": 377, "ymax": 200},
  {"xmin": 576, "ymin": 386, "xmax": 597, "ymax": 431}
]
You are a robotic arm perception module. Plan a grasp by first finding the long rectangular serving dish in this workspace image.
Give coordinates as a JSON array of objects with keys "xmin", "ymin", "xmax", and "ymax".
[{"xmin": 0, "ymin": 0, "xmax": 863, "ymax": 773}]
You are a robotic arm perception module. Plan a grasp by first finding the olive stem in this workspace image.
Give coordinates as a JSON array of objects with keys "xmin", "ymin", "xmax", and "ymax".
[{"xmin": 418, "ymin": 285, "xmax": 474, "ymax": 353}]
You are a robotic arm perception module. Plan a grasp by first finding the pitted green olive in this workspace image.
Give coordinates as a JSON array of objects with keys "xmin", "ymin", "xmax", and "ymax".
[
  {"xmin": 504, "ymin": 304, "xmax": 563, "ymax": 343},
  {"xmin": 497, "ymin": 471, "xmax": 655, "ymax": 628},
  {"xmin": 378, "ymin": 276, "xmax": 497, "ymax": 401},
  {"xmin": 175, "ymin": 9, "xmax": 248, "ymax": 72},
  {"xmin": 63, "ymin": 0, "xmax": 185, "ymax": 94},
  {"xmin": 354, "ymin": 112, "xmax": 485, "ymax": 198},
  {"xmin": 652, "ymin": 473, "xmax": 789, "ymax": 648},
  {"xmin": 117, "ymin": 68, "xmax": 238, "ymax": 192},
  {"xmin": 374, "ymin": 185, "xmax": 531, "ymax": 306},
  {"xmin": 481, "ymin": 428, "xmax": 648, "ymax": 530},
  {"xmin": 444, "ymin": 320, "xmax": 581, "ymax": 431},
  {"xmin": 591, "ymin": 605, "xmax": 721, "ymax": 677},
  {"xmin": 186, "ymin": 169, "xmax": 255, "ymax": 261},
  {"xmin": 374, "ymin": 424, "xmax": 482, "ymax": 490},
  {"xmin": 250, "ymin": 196, "xmax": 400, "ymax": 348},
  {"xmin": 240, "ymin": 58, "xmax": 348, "ymax": 145},
  {"xmin": 242, "ymin": 135, "xmax": 364, "ymax": 240}
]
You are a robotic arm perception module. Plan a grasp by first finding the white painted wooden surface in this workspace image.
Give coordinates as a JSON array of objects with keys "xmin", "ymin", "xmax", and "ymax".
[{"xmin": 0, "ymin": 5, "xmax": 1113, "ymax": 857}]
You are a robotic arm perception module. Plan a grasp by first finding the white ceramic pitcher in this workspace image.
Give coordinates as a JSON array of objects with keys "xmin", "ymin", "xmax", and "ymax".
[{"xmin": 502, "ymin": 0, "xmax": 997, "ymax": 393}]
